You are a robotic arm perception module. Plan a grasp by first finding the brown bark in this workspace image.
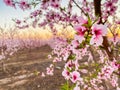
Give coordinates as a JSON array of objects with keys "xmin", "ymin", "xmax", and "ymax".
[{"xmin": 94, "ymin": 0, "xmax": 101, "ymax": 17}]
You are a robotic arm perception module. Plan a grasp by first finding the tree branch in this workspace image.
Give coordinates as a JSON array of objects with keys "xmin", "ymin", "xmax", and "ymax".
[{"xmin": 72, "ymin": 0, "xmax": 88, "ymax": 16}]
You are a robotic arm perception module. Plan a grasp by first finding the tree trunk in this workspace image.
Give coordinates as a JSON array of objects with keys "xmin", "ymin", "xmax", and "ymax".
[
  {"xmin": 93, "ymin": 0, "xmax": 116, "ymax": 89},
  {"xmin": 94, "ymin": 0, "xmax": 113, "ymax": 61}
]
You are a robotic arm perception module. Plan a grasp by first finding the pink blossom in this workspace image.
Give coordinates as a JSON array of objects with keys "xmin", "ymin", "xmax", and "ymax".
[
  {"xmin": 98, "ymin": 65, "xmax": 115, "ymax": 80},
  {"xmin": 110, "ymin": 79, "xmax": 118, "ymax": 87},
  {"xmin": 31, "ymin": 10, "xmax": 42, "ymax": 17},
  {"xmin": 38, "ymin": 21, "xmax": 47, "ymax": 27},
  {"xmin": 46, "ymin": 64, "xmax": 54, "ymax": 76},
  {"xmin": 74, "ymin": 25, "xmax": 86, "ymax": 43},
  {"xmin": 62, "ymin": 69, "xmax": 70, "ymax": 80},
  {"xmin": 74, "ymin": 25, "xmax": 86, "ymax": 35},
  {"xmin": 16, "ymin": 20, "xmax": 21, "ymax": 24},
  {"xmin": 46, "ymin": 67, "xmax": 54, "ymax": 75},
  {"xmin": 80, "ymin": 69, "xmax": 88, "ymax": 74},
  {"xmin": 0, "ymin": 55, "xmax": 5, "ymax": 60},
  {"xmin": 41, "ymin": 0, "xmax": 49, "ymax": 9},
  {"xmin": 74, "ymin": 60, "xmax": 79, "ymax": 70},
  {"xmin": 90, "ymin": 35, "xmax": 103, "ymax": 46},
  {"xmin": 92, "ymin": 24, "xmax": 107, "ymax": 36},
  {"xmin": 32, "ymin": 19, "xmax": 38, "ymax": 28},
  {"xmin": 71, "ymin": 39, "xmax": 79, "ymax": 48},
  {"xmin": 117, "ymin": 87, "xmax": 120, "ymax": 90},
  {"xmin": 70, "ymin": 71, "xmax": 80, "ymax": 83},
  {"xmin": 50, "ymin": 0, "xmax": 60, "ymax": 8},
  {"xmin": 63, "ymin": 51, "xmax": 70, "ymax": 61},
  {"xmin": 116, "ymin": 21, "xmax": 120, "ymax": 24},
  {"xmin": 74, "ymin": 35, "xmax": 85, "ymax": 43},
  {"xmin": 48, "ymin": 55, "xmax": 52, "ymax": 59},
  {"xmin": 90, "ymin": 24, "xmax": 107, "ymax": 46},
  {"xmin": 111, "ymin": 60, "xmax": 119, "ymax": 70},
  {"xmin": 41, "ymin": 72, "xmax": 45, "ymax": 77},
  {"xmin": 65, "ymin": 60, "xmax": 75, "ymax": 70},
  {"xmin": 19, "ymin": 0, "xmax": 30, "ymax": 10},
  {"xmin": 74, "ymin": 17, "xmax": 87, "ymax": 35},
  {"xmin": 77, "ymin": 16, "xmax": 88, "ymax": 25},
  {"xmin": 53, "ymin": 57, "xmax": 61, "ymax": 62},
  {"xmin": 105, "ymin": 1, "xmax": 113, "ymax": 7},
  {"xmin": 17, "ymin": 25, "xmax": 29, "ymax": 29},
  {"xmin": 111, "ymin": 0, "xmax": 118, "ymax": 3},
  {"xmin": 109, "ymin": 6, "xmax": 117, "ymax": 15},
  {"xmin": 3, "ymin": 0, "xmax": 15, "ymax": 7},
  {"xmin": 74, "ymin": 84, "xmax": 80, "ymax": 90}
]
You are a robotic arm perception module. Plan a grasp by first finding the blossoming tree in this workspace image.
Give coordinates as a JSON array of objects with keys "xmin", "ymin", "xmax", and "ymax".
[{"xmin": 3, "ymin": 0, "xmax": 120, "ymax": 90}]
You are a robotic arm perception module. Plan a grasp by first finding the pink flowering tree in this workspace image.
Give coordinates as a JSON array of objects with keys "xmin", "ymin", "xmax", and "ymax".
[{"xmin": 3, "ymin": 0, "xmax": 120, "ymax": 90}]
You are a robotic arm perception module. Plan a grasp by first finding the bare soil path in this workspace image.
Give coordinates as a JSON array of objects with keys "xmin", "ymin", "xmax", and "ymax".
[{"xmin": 0, "ymin": 45, "xmax": 65, "ymax": 90}]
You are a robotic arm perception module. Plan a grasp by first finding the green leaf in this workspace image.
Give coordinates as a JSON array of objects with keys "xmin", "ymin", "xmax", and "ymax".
[
  {"xmin": 82, "ymin": 24, "xmax": 89, "ymax": 28},
  {"xmin": 60, "ymin": 82, "xmax": 75, "ymax": 90},
  {"xmin": 87, "ymin": 15, "xmax": 92, "ymax": 27},
  {"xmin": 85, "ymin": 35, "xmax": 91, "ymax": 45},
  {"xmin": 99, "ymin": 46, "xmax": 104, "ymax": 49},
  {"xmin": 34, "ymin": 70, "xmax": 40, "ymax": 76},
  {"xmin": 68, "ymin": 54, "xmax": 76, "ymax": 60},
  {"xmin": 61, "ymin": 83, "xmax": 68, "ymax": 90}
]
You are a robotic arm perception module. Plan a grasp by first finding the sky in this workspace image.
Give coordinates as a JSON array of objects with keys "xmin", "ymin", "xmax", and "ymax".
[
  {"xmin": 0, "ymin": 0, "xmax": 30, "ymax": 28},
  {"xmin": 0, "ymin": 0, "xmax": 68, "ymax": 28},
  {"xmin": 0, "ymin": 0, "xmax": 74, "ymax": 30},
  {"xmin": 0, "ymin": 0, "xmax": 120, "ymax": 28}
]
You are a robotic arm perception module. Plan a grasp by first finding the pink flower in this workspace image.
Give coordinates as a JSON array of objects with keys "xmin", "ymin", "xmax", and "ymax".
[
  {"xmin": 74, "ymin": 25, "xmax": 86, "ymax": 35},
  {"xmin": 31, "ymin": 10, "xmax": 41, "ymax": 17},
  {"xmin": 70, "ymin": 71, "xmax": 80, "ymax": 83},
  {"xmin": 90, "ymin": 35, "xmax": 103, "ymax": 46},
  {"xmin": 17, "ymin": 25, "xmax": 29, "ymax": 29},
  {"xmin": 32, "ymin": 19, "xmax": 38, "ymax": 28},
  {"xmin": 63, "ymin": 51, "xmax": 70, "ymax": 61},
  {"xmin": 74, "ymin": 60, "xmax": 79, "ymax": 70},
  {"xmin": 65, "ymin": 60, "xmax": 75, "ymax": 70},
  {"xmin": 74, "ymin": 35, "xmax": 85, "ymax": 43},
  {"xmin": 105, "ymin": 1, "xmax": 113, "ymax": 7},
  {"xmin": 74, "ymin": 16, "xmax": 87, "ymax": 42},
  {"xmin": 109, "ymin": 6, "xmax": 117, "ymax": 15},
  {"xmin": 46, "ymin": 64, "xmax": 54, "ymax": 76},
  {"xmin": 3, "ymin": 0, "xmax": 15, "ymax": 7},
  {"xmin": 90, "ymin": 24, "xmax": 107, "ymax": 46},
  {"xmin": 16, "ymin": 20, "xmax": 21, "ymax": 24},
  {"xmin": 19, "ymin": 0, "xmax": 30, "ymax": 10},
  {"xmin": 62, "ymin": 69, "xmax": 70, "ymax": 80},
  {"xmin": 50, "ymin": 0, "xmax": 59, "ymax": 8},
  {"xmin": 74, "ymin": 85, "xmax": 80, "ymax": 90},
  {"xmin": 48, "ymin": 55, "xmax": 52, "ymax": 59},
  {"xmin": 80, "ymin": 69, "xmax": 88, "ymax": 74},
  {"xmin": 41, "ymin": 72, "xmax": 45, "ymax": 77},
  {"xmin": 92, "ymin": 24, "xmax": 107, "ymax": 36},
  {"xmin": 111, "ymin": 60, "xmax": 119, "ymax": 70},
  {"xmin": 0, "ymin": 55, "xmax": 5, "ymax": 60},
  {"xmin": 74, "ymin": 25, "xmax": 86, "ymax": 43},
  {"xmin": 53, "ymin": 57, "xmax": 61, "ymax": 62},
  {"xmin": 98, "ymin": 65, "xmax": 114, "ymax": 80},
  {"xmin": 111, "ymin": 0, "xmax": 118, "ymax": 3},
  {"xmin": 71, "ymin": 39, "xmax": 79, "ymax": 48},
  {"xmin": 77, "ymin": 16, "xmax": 88, "ymax": 25},
  {"xmin": 110, "ymin": 79, "xmax": 118, "ymax": 87}
]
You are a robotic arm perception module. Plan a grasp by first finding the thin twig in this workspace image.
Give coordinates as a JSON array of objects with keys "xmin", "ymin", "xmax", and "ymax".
[{"xmin": 72, "ymin": 0, "xmax": 88, "ymax": 16}]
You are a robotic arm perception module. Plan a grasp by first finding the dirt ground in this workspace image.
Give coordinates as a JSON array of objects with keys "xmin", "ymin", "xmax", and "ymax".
[
  {"xmin": 1, "ymin": 45, "xmax": 119, "ymax": 90},
  {"xmin": 0, "ymin": 45, "xmax": 65, "ymax": 90}
]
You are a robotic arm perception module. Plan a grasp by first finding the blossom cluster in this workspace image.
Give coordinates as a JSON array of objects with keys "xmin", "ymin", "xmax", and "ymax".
[{"xmin": 3, "ymin": 0, "xmax": 120, "ymax": 90}]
